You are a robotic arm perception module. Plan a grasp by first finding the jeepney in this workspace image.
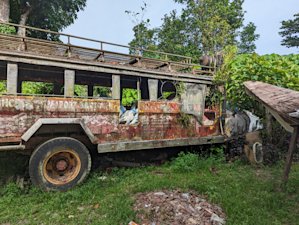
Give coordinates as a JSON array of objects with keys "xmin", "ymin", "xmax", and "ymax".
[{"xmin": 0, "ymin": 22, "xmax": 224, "ymax": 190}]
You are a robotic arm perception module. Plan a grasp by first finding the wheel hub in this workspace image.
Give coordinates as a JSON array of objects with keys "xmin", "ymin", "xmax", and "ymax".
[
  {"xmin": 56, "ymin": 160, "xmax": 68, "ymax": 171},
  {"xmin": 43, "ymin": 150, "xmax": 81, "ymax": 185}
]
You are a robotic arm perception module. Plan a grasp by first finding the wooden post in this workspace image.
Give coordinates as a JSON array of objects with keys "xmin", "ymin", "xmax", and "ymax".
[
  {"xmin": 282, "ymin": 125, "xmax": 299, "ymax": 185},
  {"xmin": 265, "ymin": 108, "xmax": 273, "ymax": 141},
  {"xmin": 137, "ymin": 78, "xmax": 140, "ymax": 100}
]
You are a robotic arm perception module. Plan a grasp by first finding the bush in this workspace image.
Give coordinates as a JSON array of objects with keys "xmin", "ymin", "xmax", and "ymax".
[
  {"xmin": 171, "ymin": 151, "xmax": 200, "ymax": 173},
  {"xmin": 0, "ymin": 25, "xmax": 17, "ymax": 35},
  {"xmin": 171, "ymin": 147, "xmax": 226, "ymax": 173}
]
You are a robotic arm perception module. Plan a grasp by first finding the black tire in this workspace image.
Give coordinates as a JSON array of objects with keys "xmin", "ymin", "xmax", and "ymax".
[{"xmin": 29, "ymin": 137, "xmax": 91, "ymax": 191}]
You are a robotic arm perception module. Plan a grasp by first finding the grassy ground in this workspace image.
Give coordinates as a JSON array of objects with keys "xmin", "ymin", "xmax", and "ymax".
[{"xmin": 0, "ymin": 152, "xmax": 299, "ymax": 225}]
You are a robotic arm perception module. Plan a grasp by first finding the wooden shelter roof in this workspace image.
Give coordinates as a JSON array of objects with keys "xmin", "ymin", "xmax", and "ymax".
[{"xmin": 244, "ymin": 81, "xmax": 299, "ymax": 128}]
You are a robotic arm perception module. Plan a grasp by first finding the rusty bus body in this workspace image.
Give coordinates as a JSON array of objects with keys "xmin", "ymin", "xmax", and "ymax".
[{"xmin": 0, "ymin": 22, "xmax": 224, "ymax": 190}]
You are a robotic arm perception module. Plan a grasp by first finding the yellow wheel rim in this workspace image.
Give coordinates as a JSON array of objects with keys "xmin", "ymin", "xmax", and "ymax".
[{"xmin": 43, "ymin": 150, "xmax": 81, "ymax": 185}]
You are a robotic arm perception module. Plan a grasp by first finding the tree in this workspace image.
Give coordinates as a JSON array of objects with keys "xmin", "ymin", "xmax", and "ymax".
[
  {"xmin": 157, "ymin": 10, "xmax": 201, "ymax": 62},
  {"xmin": 0, "ymin": 0, "xmax": 9, "ymax": 22},
  {"xmin": 279, "ymin": 13, "xmax": 299, "ymax": 48},
  {"xmin": 128, "ymin": 22, "xmax": 158, "ymax": 57},
  {"xmin": 174, "ymin": 0, "xmax": 245, "ymax": 55},
  {"xmin": 9, "ymin": 0, "xmax": 87, "ymax": 39},
  {"xmin": 126, "ymin": 2, "xmax": 151, "ymax": 55},
  {"xmin": 237, "ymin": 22, "xmax": 260, "ymax": 54}
]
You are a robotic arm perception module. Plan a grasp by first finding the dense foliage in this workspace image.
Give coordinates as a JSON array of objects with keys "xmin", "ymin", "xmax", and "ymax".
[
  {"xmin": 122, "ymin": 89, "xmax": 139, "ymax": 107},
  {"xmin": 7, "ymin": 0, "xmax": 87, "ymax": 40},
  {"xmin": 128, "ymin": 0, "xmax": 246, "ymax": 62},
  {"xmin": 0, "ymin": 24, "xmax": 16, "ymax": 34},
  {"xmin": 279, "ymin": 13, "xmax": 299, "ymax": 48},
  {"xmin": 217, "ymin": 46, "xmax": 299, "ymax": 112}
]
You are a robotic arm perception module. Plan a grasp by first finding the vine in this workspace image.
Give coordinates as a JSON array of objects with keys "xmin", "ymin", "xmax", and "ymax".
[
  {"xmin": 175, "ymin": 110, "xmax": 192, "ymax": 136},
  {"xmin": 176, "ymin": 81, "xmax": 186, "ymax": 99}
]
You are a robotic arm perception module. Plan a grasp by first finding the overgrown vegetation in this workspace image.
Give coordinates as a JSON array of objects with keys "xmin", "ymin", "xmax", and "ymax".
[
  {"xmin": 1, "ymin": 151, "xmax": 299, "ymax": 224},
  {"xmin": 216, "ymin": 46, "xmax": 299, "ymax": 113}
]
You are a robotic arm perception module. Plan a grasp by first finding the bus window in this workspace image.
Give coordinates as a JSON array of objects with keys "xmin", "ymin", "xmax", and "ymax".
[
  {"xmin": 93, "ymin": 86, "xmax": 111, "ymax": 98},
  {"xmin": 119, "ymin": 76, "xmax": 140, "ymax": 125},
  {"xmin": 22, "ymin": 81, "xmax": 54, "ymax": 95}
]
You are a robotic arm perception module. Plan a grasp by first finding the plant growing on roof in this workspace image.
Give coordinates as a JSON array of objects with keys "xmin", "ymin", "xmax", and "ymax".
[{"xmin": 126, "ymin": 2, "xmax": 152, "ymax": 56}]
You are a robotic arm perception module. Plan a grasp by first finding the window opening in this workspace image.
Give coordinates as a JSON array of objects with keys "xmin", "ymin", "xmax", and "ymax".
[
  {"xmin": 0, "ymin": 80, "xmax": 6, "ymax": 93},
  {"xmin": 119, "ymin": 88, "xmax": 139, "ymax": 125},
  {"xmin": 160, "ymin": 81, "xmax": 177, "ymax": 101},
  {"xmin": 203, "ymin": 86, "xmax": 216, "ymax": 126},
  {"xmin": 74, "ymin": 84, "xmax": 88, "ymax": 97},
  {"xmin": 93, "ymin": 86, "xmax": 111, "ymax": 98},
  {"xmin": 22, "ymin": 81, "xmax": 54, "ymax": 95}
]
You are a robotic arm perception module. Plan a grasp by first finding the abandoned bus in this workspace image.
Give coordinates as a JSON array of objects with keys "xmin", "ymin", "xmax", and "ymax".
[{"xmin": 0, "ymin": 22, "xmax": 224, "ymax": 190}]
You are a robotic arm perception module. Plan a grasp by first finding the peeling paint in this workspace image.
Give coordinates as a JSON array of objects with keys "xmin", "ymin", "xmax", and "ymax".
[{"xmin": 0, "ymin": 96, "xmax": 220, "ymax": 147}]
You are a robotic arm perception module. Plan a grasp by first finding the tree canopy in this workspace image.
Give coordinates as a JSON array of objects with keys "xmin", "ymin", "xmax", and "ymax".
[
  {"xmin": 237, "ymin": 22, "xmax": 260, "ymax": 54},
  {"xmin": 279, "ymin": 13, "xmax": 299, "ymax": 48},
  {"xmin": 9, "ymin": 0, "xmax": 87, "ymax": 39},
  {"xmin": 128, "ymin": 0, "xmax": 246, "ymax": 61},
  {"xmin": 174, "ymin": 0, "xmax": 245, "ymax": 55}
]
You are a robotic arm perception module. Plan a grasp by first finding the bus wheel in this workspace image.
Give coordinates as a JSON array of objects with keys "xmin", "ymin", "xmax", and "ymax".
[{"xmin": 29, "ymin": 137, "xmax": 91, "ymax": 191}]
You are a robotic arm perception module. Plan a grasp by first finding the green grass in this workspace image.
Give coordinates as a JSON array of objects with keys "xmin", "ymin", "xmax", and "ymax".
[{"xmin": 0, "ymin": 152, "xmax": 299, "ymax": 225}]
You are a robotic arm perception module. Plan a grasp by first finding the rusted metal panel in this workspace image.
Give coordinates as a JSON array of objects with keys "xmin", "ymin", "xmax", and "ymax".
[
  {"xmin": 97, "ymin": 135, "xmax": 224, "ymax": 153},
  {"xmin": 0, "ymin": 96, "xmax": 119, "ymax": 141},
  {"xmin": 0, "ymin": 95, "xmax": 222, "ymax": 150},
  {"xmin": 139, "ymin": 101, "xmax": 180, "ymax": 114},
  {"xmin": 21, "ymin": 118, "xmax": 97, "ymax": 143},
  {"xmin": 181, "ymin": 83, "xmax": 207, "ymax": 124}
]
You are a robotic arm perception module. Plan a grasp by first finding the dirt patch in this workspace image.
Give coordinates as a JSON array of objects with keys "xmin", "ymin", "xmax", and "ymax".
[
  {"xmin": 133, "ymin": 190, "xmax": 226, "ymax": 225},
  {"xmin": 254, "ymin": 169, "xmax": 273, "ymax": 180}
]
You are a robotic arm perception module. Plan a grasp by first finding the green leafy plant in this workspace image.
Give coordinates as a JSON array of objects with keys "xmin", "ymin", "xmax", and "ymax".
[
  {"xmin": 0, "ymin": 25, "xmax": 17, "ymax": 35},
  {"xmin": 122, "ymin": 88, "xmax": 139, "ymax": 107},
  {"xmin": 0, "ymin": 81, "xmax": 6, "ymax": 93},
  {"xmin": 176, "ymin": 81, "xmax": 185, "ymax": 99},
  {"xmin": 175, "ymin": 110, "xmax": 191, "ymax": 129},
  {"xmin": 171, "ymin": 151, "xmax": 200, "ymax": 173},
  {"xmin": 216, "ymin": 46, "xmax": 299, "ymax": 113}
]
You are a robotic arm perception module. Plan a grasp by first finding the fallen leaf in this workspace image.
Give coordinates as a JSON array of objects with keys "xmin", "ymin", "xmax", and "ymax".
[
  {"xmin": 209, "ymin": 167, "xmax": 219, "ymax": 176},
  {"xmin": 32, "ymin": 211, "xmax": 38, "ymax": 214},
  {"xmin": 94, "ymin": 204, "xmax": 99, "ymax": 209}
]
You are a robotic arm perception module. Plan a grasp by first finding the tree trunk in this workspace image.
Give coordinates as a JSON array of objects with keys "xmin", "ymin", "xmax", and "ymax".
[
  {"xmin": 0, "ymin": 0, "xmax": 9, "ymax": 23},
  {"xmin": 265, "ymin": 108, "xmax": 273, "ymax": 141},
  {"xmin": 17, "ymin": 6, "xmax": 33, "ymax": 36}
]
